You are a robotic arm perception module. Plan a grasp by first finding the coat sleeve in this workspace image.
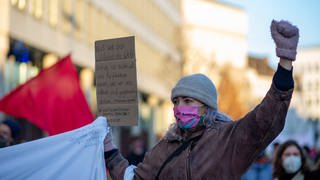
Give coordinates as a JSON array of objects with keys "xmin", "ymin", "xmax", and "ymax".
[
  {"xmin": 229, "ymin": 83, "xmax": 293, "ymax": 174},
  {"xmin": 105, "ymin": 149, "xmax": 129, "ymax": 180},
  {"xmin": 105, "ymin": 139, "xmax": 169, "ymax": 180},
  {"xmin": 133, "ymin": 139, "xmax": 169, "ymax": 179}
]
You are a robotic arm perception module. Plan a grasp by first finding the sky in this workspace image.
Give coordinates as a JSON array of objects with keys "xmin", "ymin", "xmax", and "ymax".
[{"xmin": 219, "ymin": 0, "xmax": 320, "ymax": 68}]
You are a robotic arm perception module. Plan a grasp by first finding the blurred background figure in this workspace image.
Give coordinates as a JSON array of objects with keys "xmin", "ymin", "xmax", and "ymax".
[
  {"xmin": 273, "ymin": 142, "xmax": 280, "ymax": 159},
  {"xmin": 302, "ymin": 145, "xmax": 317, "ymax": 171},
  {"xmin": 242, "ymin": 151, "xmax": 272, "ymax": 180},
  {"xmin": 273, "ymin": 140, "xmax": 320, "ymax": 180},
  {"xmin": 125, "ymin": 136, "xmax": 147, "ymax": 166},
  {"xmin": 0, "ymin": 117, "xmax": 21, "ymax": 148}
]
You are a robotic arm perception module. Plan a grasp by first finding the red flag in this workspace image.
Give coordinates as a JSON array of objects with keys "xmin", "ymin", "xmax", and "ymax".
[{"xmin": 0, "ymin": 55, "xmax": 94, "ymax": 135}]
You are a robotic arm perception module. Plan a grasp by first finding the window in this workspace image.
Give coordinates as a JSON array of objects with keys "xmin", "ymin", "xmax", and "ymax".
[
  {"xmin": 75, "ymin": 0, "xmax": 84, "ymax": 40},
  {"xmin": 11, "ymin": 0, "xmax": 18, "ymax": 6},
  {"xmin": 27, "ymin": 0, "xmax": 43, "ymax": 19},
  {"xmin": 11, "ymin": 0, "xmax": 26, "ymax": 11},
  {"xmin": 87, "ymin": 3, "xmax": 94, "ymax": 44},
  {"xmin": 34, "ymin": 0, "xmax": 43, "ymax": 19},
  {"xmin": 48, "ymin": 0, "xmax": 58, "ymax": 26},
  {"xmin": 62, "ymin": 0, "xmax": 72, "ymax": 33},
  {"xmin": 18, "ymin": 0, "xmax": 26, "ymax": 10}
]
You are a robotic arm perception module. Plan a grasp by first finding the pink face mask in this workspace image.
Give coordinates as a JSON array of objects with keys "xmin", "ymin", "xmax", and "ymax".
[{"xmin": 173, "ymin": 105, "xmax": 203, "ymax": 129}]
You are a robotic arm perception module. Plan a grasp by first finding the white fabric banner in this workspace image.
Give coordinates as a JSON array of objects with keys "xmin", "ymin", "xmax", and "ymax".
[{"xmin": 0, "ymin": 117, "xmax": 108, "ymax": 180}]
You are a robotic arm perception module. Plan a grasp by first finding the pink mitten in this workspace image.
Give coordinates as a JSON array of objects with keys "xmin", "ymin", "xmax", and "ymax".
[{"xmin": 271, "ymin": 20, "xmax": 299, "ymax": 60}]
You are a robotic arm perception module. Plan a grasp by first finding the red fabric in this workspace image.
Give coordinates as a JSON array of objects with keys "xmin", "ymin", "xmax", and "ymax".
[{"xmin": 0, "ymin": 55, "xmax": 94, "ymax": 135}]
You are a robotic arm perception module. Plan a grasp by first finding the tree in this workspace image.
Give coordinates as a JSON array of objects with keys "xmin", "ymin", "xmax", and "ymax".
[{"xmin": 217, "ymin": 64, "xmax": 249, "ymax": 120}]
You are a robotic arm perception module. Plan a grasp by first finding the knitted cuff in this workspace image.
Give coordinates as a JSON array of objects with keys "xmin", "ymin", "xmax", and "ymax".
[
  {"xmin": 276, "ymin": 48, "xmax": 297, "ymax": 61},
  {"xmin": 273, "ymin": 63, "xmax": 294, "ymax": 91}
]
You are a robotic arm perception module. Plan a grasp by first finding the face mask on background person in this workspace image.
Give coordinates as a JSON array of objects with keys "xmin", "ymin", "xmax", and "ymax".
[{"xmin": 282, "ymin": 155, "xmax": 302, "ymax": 173}]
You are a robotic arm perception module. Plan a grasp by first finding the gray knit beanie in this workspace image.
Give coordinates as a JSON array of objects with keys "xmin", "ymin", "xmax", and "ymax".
[{"xmin": 171, "ymin": 74, "xmax": 217, "ymax": 109}]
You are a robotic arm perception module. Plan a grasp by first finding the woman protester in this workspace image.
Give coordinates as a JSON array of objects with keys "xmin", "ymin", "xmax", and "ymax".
[
  {"xmin": 103, "ymin": 19, "xmax": 299, "ymax": 179},
  {"xmin": 273, "ymin": 140, "xmax": 320, "ymax": 180}
]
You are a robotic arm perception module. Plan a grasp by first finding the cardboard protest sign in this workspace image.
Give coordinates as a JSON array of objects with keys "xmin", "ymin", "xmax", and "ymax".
[{"xmin": 95, "ymin": 36, "xmax": 138, "ymax": 126}]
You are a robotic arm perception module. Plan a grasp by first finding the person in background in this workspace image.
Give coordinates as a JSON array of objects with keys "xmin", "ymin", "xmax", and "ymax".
[
  {"xmin": 103, "ymin": 19, "xmax": 299, "ymax": 179},
  {"xmin": 0, "ymin": 118, "xmax": 21, "ymax": 148},
  {"xmin": 273, "ymin": 142, "xmax": 281, "ymax": 158},
  {"xmin": 241, "ymin": 151, "xmax": 272, "ymax": 180},
  {"xmin": 126, "ymin": 136, "xmax": 147, "ymax": 166},
  {"xmin": 303, "ymin": 145, "xmax": 317, "ymax": 170},
  {"xmin": 273, "ymin": 140, "xmax": 320, "ymax": 180},
  {"xmin": 311, "ymin": 161, "xmax": 320, "ymax": 179}
]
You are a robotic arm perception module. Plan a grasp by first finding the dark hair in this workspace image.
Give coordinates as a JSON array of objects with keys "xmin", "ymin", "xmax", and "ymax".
[
  {"xmin": 272, "ymin": 140, "xmax": 309, "ymax": 178},
  {"xmin": 2, "ymin": 118, "xmax": 21, "ymax": 139}
]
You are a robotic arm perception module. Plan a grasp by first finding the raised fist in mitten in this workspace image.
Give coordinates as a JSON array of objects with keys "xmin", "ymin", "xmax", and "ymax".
[{"xmin": 271, "ymin": 20, "xmax": 299, "ymax": 60}]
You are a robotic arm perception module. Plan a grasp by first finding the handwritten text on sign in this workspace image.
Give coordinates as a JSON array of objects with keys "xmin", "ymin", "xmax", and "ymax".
[{"xmin": 95, "ymin": 36, "xmax": 138, "ymax": 126}]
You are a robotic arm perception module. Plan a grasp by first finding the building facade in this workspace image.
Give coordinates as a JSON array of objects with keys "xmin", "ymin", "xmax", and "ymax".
[
  {"xmin": 294, "ymin": 46, "xmax": 320, "ymax": 121},
  {"xmin": 0, "ymin": 0, "xmax": 184, "ymax": 148},
  {"xmin": 0, "ymin": 0, "xmax": 252, "ymax": 150}
]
